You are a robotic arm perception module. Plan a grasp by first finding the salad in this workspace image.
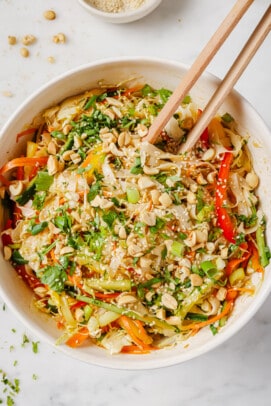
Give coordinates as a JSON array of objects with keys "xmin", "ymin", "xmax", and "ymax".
[{"xmin": 1, "ymin": 83, "xmax": 269, "ymax": 354}]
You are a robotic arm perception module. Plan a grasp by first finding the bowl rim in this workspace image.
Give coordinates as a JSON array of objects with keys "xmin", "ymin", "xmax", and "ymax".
[
  {"xmin": 77, "ymin": 0, "xmax": 162, "ymax": 18},
  {"xmin": 1, "ymin": 56, "xmax": 271, "ymax": 370}
]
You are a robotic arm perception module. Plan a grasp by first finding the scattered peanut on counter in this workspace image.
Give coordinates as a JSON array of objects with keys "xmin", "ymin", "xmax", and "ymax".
[
  {"xmin": 8, "ymin": 35, "xmax": 17, "ymax": 45},
  {"xmin": 22, "ymin": 35, "xmax": 36, "ymax": 46},
  {"xmin": 20, "ymin": 47, "xmax": 29, "ymax": 58},
  {"xmin": 6, "ymin": 9, "xmax": 67, "ymax": 61},
  {"xmin": 52, "ymin": 33, "xmax": 66, "ymax": 44},
  {"xmin": 43, "ymin": 10, "xmax": 56, "ymax": 20}
]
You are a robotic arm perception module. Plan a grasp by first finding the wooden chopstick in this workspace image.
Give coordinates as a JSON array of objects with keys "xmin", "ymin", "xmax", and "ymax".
[
  {"xmin": 144, "ymin": 0, "xmax": 254, "ymax": 144},
  {"xmin": 179, "ymin": 5, "xmax": 271, "ymax": 153}
]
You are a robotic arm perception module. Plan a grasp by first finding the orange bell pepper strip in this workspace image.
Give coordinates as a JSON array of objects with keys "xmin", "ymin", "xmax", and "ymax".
[
  {"xmin": 225, "ymin": 252, "xmax": 251, "ymax": 277},
  {"xmin": 0, "ymin": 156, "xmax": 48, "ymax": 176},
  {"xmin": 66, "ymin": 327, "xmax": 89, "ymax": 348},
  {"xmin": 181, "ymin": 301, "xmax": 233, "ymax": 331},
  {"xmin": 215, "ymin": 152, "xmax": 236, "ymax": 243},
  {"xmin": 79, "ymin": 144, "xmax": 105, "ymax": 183}
]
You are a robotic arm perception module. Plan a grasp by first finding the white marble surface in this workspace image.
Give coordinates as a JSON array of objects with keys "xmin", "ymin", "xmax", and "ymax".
[{"xmin": 0, "ymin": 0, "xmax": 271, "ymax": 405}]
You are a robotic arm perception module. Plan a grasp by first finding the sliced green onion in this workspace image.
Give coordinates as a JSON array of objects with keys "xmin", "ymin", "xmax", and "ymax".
[
  {"xmin": 221, "ymin": 112, "xmax": 234, "ymax": 123},
  {"xmin": 209, "ymin": 324, "xmax": 218, "ymax": 335},
  {"xmin": 256, "ymin": 220, "xmax": 270, "ymax": 267},
  {"xmin": 126, "ymin": 187, "xmax": 140, "ymax": 203},
  {"xmin": 186, "ymin": 313, "xmax": 208, "ymax": 322},
  {"xmin": 35, "ymin": 172, "xmax": 54, "ymax": 192},
  {"xmin": 201, "ymin": 260, "xmax": 217, "ymax": 277},
  {"xmin": 84, "ymin": 95, "xmax": 97, "ymax": 110},
  {"xmin": 84, "ymin": 278, "xmax": 131, "ymax": 292},
  {"xmin": 171, "ymin": 241, "xmax": 184, "ymax": 257},
  {"xmin": 182, "ymin": 95, "xmax": 191, "ymax": 104},
  {"xmin": 229, "ymin": 267, "xmax": 245, "ymax": 286}
]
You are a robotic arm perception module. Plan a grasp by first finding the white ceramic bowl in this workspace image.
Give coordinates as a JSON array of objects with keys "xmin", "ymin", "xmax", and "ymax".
[
  {"xmin": 0, "ymin": 57, "xmax": 271, "ymax": 370},
  {"xmin": 77, "ymin": 0, "xmax": 162, "ymax": 23}
]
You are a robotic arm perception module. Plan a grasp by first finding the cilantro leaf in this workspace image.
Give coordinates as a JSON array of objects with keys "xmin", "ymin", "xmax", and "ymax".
[
  {"xmin": 28, "ymin": 221, "xmax": 48, "ymax": 236},
  {"xmin": 53, "ymin": 214, "xmax": 72, "ymax": 233},
  {"xmin": 40, "ymin": 265, "xmax": 67, "ymax": 293},
  {"xmin": 130, "ymin": 157, "xmax": 143, "ymax": 175},
  {"xmin": 11, "ymin": 250, "xmax": 28, "ymax": 265},
  {"xmin": 32, "ymin": 191, "xmax": 46, "ymax": 210},
  {"xmin": 102, "ymin": 211, "xmax": 118, "ymax": 229},
  {"xmin": 87, "ymin": 181, "xmax": 101, "ymax": 202}
]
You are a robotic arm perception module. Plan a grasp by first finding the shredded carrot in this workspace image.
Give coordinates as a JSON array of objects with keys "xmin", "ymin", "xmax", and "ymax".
[
  {"xmin": 227, "ymin": 287, "xmax": 255, "ymax": 297},
  {"xmin": 78, "ymin": 190, "xmax": 86, "ymax": 197},
  {"xmin": 68, "ymin": 274, "xmax": 83, "ymax": 290},
  {"xmin": 121, "ymin": 85, "xmax": 143, "ymax": 97},
  {"xmin": 0, "ymin": 156, "xmax": 48, "ymax": 176},
  {"xmin": 186, "ymin": 251, "xmax": 196, "ymax": 261},
  {"xmin": 118, "ymin": 315, "xmax": 153, "ymax": 349},
  {"xmin": 121, "ymin": 345, "xmax": 151, "ymax": 354},
  {"xmin": 133, "ymin": 320, "xmax": 153, "ymax": 345},
  {"xmin": 57, "ymin": 321, "xmax": 64, "ymax": 330},
  {"xmin": 50, "ymin": 249, "xmax": 57, "ymax": 263},
  {"xmin": 59, "ymin": 197, "xmax": 66, "ymax": 205},
  {"xmin": 181, "ymin": 301, "xmax": 233, "ymax": 331},
  {"xmin": 66, "ymin": 326, "xmax": 89, "ymax": 348},
  {"xmin": 16, "ymin": 127, "xmax": 37, "ymax": 143}
]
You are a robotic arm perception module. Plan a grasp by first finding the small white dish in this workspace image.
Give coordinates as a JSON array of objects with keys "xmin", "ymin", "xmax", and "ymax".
[{"xmin": 77, "ymin": 0, "xmax": 162, "ymax": 23}]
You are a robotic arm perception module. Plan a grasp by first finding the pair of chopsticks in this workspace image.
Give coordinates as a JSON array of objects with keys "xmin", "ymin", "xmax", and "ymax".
[{"xmin": 145, "ymin": 0, "xmax": 271, "ymax": 153}]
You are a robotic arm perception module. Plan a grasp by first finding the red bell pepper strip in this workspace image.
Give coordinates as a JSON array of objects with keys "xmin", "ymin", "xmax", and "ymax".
[
  {"xmin": 29, "ymin": 164, "xmax": 39, "ymax": 181},
  {"xmin": 16, "ymin": 166, "xmax": 24, "ymax": 180},
  {"xmin": 16, "ymin": 127, "xmax": 37, "ymax": 143},
  {"xmin": 0, "ymin": 174, "xmax": 10, "ymax": 186},
  {"xmin": 15, "ymin": 265, "xmax": 43, "ymax": 290},
  {"xmin": 215, "ymin": 152, "xmax": 236, "ymax": 243},
  {"xmin": 197, "ymin": 109, "xmax": 209, "ymax": 148}
]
